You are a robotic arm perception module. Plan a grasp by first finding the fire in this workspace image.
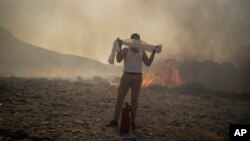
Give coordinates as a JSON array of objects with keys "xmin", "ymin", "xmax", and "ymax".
[
  {"xmin": 108, "ymin": 80, "xmax": 119, "ymax": 86},
  {"xmin": 142, "ymin": 73, "xmax": 156, "ymax": 87},
  {"xmin": 143, "ymin": 59, "xmax": 183, "ymax": 88}
]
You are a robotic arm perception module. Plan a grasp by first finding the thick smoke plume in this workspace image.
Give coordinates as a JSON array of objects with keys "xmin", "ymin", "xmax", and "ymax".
[{"xmin": 0, "ymin": 0, "xmax": 249, "ymax": 67}]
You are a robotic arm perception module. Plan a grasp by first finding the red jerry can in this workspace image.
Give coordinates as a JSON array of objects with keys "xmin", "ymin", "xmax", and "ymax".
[{"xmin": 120, "ymin": 102, "xmax": 131, "ymax": 134}]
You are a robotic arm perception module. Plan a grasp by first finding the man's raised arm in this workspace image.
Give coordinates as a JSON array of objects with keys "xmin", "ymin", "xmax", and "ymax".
[
  {"xmin": 116, "ymin": 48, "xmax": 127, "ymax": 63},
  {"xmin": 116, "ymin": 38, "xmax": 127, "ymax": 63},
  {"xmin": 142, "ymin": 49, "xmax": 156, "ymax": 67}
]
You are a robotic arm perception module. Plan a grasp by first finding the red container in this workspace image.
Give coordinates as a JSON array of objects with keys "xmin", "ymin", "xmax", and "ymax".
[{"xmin": 120, "ymin": 103, "xmax": 131, "ymax": 134}]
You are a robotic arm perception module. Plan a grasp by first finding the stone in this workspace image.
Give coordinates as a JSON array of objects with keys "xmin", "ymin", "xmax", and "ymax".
[{"xmin": 12, "ymin": 129, "xmax": 28, "ymax": 140}]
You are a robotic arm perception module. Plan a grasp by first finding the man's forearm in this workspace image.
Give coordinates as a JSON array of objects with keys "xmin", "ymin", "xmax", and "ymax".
[
  {"xmin": 148, "ymin": 51, "xmax": 155, "ymax": 65},
  {"xmin": 116, "ymin": 51, "xmax": 123, "ymax": 62}
]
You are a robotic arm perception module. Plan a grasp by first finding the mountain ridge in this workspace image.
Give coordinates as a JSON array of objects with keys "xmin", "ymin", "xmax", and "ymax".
[{"xmin": 0, "ymin": 26, "xmax": 120, "ymax": 78}]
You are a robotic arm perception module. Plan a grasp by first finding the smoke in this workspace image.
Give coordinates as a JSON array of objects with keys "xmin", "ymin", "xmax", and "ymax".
[
  {"xmin": 165, "ymin": 0, "xmax": 250, "ymax": 67},
  {"xmin": 0, "ymin": 0, "xmax": 250, "ymax": 67}
]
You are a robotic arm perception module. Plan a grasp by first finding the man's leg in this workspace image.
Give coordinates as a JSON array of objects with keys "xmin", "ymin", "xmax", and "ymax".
[
  {"xmin": 130, "ymin": 75, "xmax": 142, "ymax": 127},
  {"xmin": 113, "ymin": 74, "xmax": 131, "ymax": 121}
]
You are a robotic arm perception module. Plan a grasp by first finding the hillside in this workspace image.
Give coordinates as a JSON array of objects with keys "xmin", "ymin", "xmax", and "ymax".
[{"xmin": 0, "ymin": 27, "xmax": 120, "ymax": 78}]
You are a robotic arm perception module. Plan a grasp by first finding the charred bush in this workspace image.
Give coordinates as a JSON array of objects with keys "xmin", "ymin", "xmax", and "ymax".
[
  {"xmin": 236, "ymin": 92, "xmax": 250, "ymax": 101},
  {"xmin": 91, "ymin": 76, "xmax": 109, "ymax": 85},
  {"xmin": 147, "ymin": 84, "xmax": 166, "ymax": 92},
  {"xmin": 173, "ymin": 81, "xmax": 207, "ymax": 95},
  {"xmin": 0, "ymin": 78, "xmax": 15, "ymax": 92},
  {"xmin": 76, "ymin": 76, "xmax": 85, "ymax": 83}
]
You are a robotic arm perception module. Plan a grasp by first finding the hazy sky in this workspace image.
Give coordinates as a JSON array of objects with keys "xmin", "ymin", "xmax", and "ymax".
[{"xmin": 0, "ymin": 0, "xmax": 250, "ymax": 66}]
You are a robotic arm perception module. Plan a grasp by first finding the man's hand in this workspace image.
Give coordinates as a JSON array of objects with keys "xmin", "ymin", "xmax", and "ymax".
[
  {"xmin": 153, "ymin": 45, "xmax": 161, "ymax": 53},
  {"xmin": 117, "ymin": 38, "xmax": 123, "ymax": 46},
  {"xmin": 153, "ymin": 46, "xmax": 158, "ymax": 53}
]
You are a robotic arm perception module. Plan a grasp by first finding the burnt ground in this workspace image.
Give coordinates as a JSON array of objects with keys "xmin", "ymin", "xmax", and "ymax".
[{"xmin": 0, "ymin": 77, "xmax": 250, "ymax": 141}]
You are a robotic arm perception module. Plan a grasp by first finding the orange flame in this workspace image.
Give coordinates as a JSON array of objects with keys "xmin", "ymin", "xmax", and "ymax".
[
  {"xmin": 142, "ymin": 73, "xmax": 156, "ymax": 87},
  {"xmin": 143, "ymin": 59, "xmax": 183, "ymax": 88},
  {"xmin": 108, "ymin": 80, "xmax": 119, "ymax": 86}
]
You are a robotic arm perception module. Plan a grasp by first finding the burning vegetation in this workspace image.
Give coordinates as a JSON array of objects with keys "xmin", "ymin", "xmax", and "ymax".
[
  {"xmin": 143, "ymin": 59, "xmax": 250, "ymax": 94},
  {"xmin": 143, "ymin": 59, "xmax": 183, "ymax": 88}
]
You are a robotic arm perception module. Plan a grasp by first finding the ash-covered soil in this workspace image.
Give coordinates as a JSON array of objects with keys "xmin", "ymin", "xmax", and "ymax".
[{"xmin": 0, "ymin": 77, "xmax": 250, "ymax": 141}]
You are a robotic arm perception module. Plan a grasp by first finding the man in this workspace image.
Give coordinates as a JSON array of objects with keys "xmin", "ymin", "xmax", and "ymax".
[{"xmin": 107, "ymin": 33, "xmax": 158, "ymax": 129}]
